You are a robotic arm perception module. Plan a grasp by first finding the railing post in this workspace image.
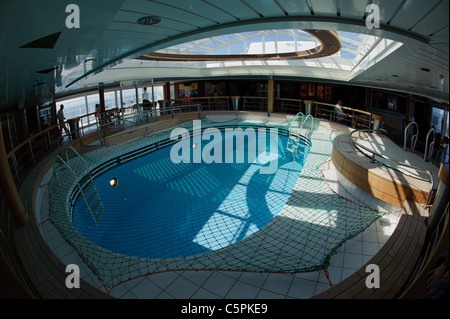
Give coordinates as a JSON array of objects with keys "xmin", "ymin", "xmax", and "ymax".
[
  {"xmin": 28, "ymin": 141, "xmax": 35, "ymax": 164},
  {"xmin": 47, "ymin": 130, "xmax": 52, "ymax": 151}
]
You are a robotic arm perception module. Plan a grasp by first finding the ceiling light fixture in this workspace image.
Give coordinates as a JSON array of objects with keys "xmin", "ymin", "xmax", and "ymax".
[{"xmin": 137, "ymin": 16, "xmax": 161, "ymax": 26}]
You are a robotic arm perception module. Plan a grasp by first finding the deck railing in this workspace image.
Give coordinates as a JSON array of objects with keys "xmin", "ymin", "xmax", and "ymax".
[
  {"xmin": 5, "ymin": 96, "xmax": 384, "ymax": 187},
  {"xmin": 314, "ymin": 101, "xmax": 374, "ymax": 130}
]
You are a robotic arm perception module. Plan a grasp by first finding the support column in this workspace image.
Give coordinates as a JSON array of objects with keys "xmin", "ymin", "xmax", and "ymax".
[
  {"xmin": 99, "ymin": 82, "xmax": 106, "ymax": 113},
  {"xmin": 267, "ymin": 77, "xmax": 274, "ymax": 113},
  {"xmin": 119, "ymin": 81, "xmax": 124, "ymax": 129},
  {"xmin": 164, "ymin": 82, "xmax": 171, "ymax": 100},
  {"xmin": 0, "ymin": 129, "xmax": 29, "ymax": 227},
  {"xmin": 135, "ymin": 82, "xmax": 139, "ymax": 113},
  {"xmin": 405, "ymin": 94, "xmax": 412, "ymax": 125}
]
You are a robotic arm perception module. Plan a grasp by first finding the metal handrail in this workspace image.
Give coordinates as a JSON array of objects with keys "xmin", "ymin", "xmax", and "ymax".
[
  {"xmin": 404, "ymin": 121, "xmax": 419, "ymax": 151},
  {"xmin": 424, "ymin": 128, "xmax": 435, "ymax": 161},
  {"xmin": 287, "ymin": 112, "xmax": 315, "ymax": 140},
  {"xmin": 350, "ymin": 129, "xmax": 434, "ymax": 208},
  {"xmin": 58, "ymin": 147, "xmax": 104, "ymax": 224},
  {"xmin": 52, "ymin": 155, "xmax": 98, "ymax": 224},
  {"xmin": 313, "ymin": 101, "xmax": 373, "ymax": 129}
]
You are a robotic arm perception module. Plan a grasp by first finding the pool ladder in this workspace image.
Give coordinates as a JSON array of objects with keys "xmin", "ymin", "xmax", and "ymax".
[
  {"xmin": 53, "ymin": 147, "xmax": 104, "ymax": 225},
  {"xmin": 286, "ymin": 112, "xmax": 313, "ymax": 156}
]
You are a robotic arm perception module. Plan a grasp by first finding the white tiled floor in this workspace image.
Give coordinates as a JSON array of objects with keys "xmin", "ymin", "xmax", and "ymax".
[{"xmin": 36, "ymin": 157, "xmax": 402, "ymax": 299}]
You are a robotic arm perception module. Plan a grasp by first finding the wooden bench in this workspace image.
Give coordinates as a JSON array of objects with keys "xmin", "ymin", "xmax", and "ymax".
[{"xmin": 313, "ymin": 200, "xmax": 428, "ymax": 299}]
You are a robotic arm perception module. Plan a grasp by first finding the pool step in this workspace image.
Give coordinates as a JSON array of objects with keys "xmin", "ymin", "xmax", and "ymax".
[
  {"xmin": 286, "ymin": 131, "xmax": 300, "ymax": 155},
  {"xmin": 81, "ymin": 180, "xmax": 105, "ymax": 224}
]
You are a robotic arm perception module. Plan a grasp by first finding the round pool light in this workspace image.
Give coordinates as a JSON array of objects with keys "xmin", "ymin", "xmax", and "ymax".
[
  {"xmin": 109, "ymin": 178, "xmax": 118, "ymax": 188},
  {"xmin": 193, "ymin": 143, "xmax": 198, "ymax": 149}
]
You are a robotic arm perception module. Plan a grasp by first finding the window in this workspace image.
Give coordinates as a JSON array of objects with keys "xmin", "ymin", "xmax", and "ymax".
[
  {"xmin": 56, "ymin": 96, "xmax": 86, "ymax": 119},
  {"xmin": 104, "ymin": 91, "xmax": 117, "ymax": 110},
  {"xmin": 431, "ymin": 107, "xmax": 446, "ymax": 134}
]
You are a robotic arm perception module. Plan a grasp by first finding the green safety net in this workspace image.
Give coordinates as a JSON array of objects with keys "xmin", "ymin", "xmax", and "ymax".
[{"xmin": 48, "ymin": 114, "xmax": 394, "ymax": 293}]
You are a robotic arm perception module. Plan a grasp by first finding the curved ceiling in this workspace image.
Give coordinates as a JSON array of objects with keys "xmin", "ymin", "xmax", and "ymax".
[{"xmin": 0, "ymin": 0, "xmax": 448, "ymax": 110}]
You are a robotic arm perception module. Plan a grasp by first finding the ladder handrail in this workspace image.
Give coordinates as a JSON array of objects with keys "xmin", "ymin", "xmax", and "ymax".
[
  {"xmin": 61, "ymin": 147, "xmax": 104, "ymax": 224},
  {"xmin": 64, "ymin": 147, "xmax": 90, "ymax": 171},
  {"xmin": 424, "ymin": 128, "xmax": 435, "ymax": 160},
  {"xmin": 52, "ymin": 155, "xmax": 98, "ymax": 224},
  {"xmin": 288, "ymin": 112, "xmax": 313, "ymax": 131},
  {"xmin": 302, "ymin": 114, "xmax": 314, "ymax": 136},
  {"xmin": 404, "ymin": 121, "xmax": 419, "ymax": 151},
  {"xmin": 287, "ymin": 112, "xmax": 305, "ymax": 129}
]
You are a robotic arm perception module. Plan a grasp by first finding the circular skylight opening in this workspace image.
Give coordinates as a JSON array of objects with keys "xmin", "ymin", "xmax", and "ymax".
[{"xmin": 138, "ymin": 29, "xmax": 341, "ymax": 61}]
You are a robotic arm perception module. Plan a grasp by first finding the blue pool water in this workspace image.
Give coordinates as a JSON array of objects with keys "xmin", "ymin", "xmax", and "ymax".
[{"xmin": 72, "ymin": 127, "xmax": 310, "ymax": 258}]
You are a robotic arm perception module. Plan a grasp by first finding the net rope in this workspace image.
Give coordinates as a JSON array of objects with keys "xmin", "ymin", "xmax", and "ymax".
[{"xmin": 48, "ymin": 115, "xmax": 395, "ymax": 293}]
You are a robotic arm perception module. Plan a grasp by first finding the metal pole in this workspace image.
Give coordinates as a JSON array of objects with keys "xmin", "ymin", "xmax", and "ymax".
[
  {"xmin": 135, "ymin": 81, "xmax": 139, "ymax": 121},
  {"xmin": 120, "ymin": 81, "xmax": 124, "ymax": 129},
  {"xmin": 151, "ymin": 78, "xmax": 156, "ymax": 120},
  {"xmin": 28, "ymin": 141, "xmax": 35, "ymax": 164}
]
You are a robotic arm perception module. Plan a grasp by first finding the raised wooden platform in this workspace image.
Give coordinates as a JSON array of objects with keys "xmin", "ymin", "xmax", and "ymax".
[{"xmin": 332, "ymin": 133, "xmax": 432, "ymax": 208}]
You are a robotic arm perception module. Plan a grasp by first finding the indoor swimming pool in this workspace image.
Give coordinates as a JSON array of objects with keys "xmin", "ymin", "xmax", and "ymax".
[
  {"xmin": 46, "ymin": 115, "xmax": 396, "ymax": 293},
  {"xmin": 71, "ymin": 122, "xmax": 311, "ymax": 258}
]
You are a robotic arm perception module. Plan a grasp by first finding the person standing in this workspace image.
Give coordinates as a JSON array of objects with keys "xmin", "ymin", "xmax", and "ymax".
[{"xmin": 57, "ymin": 104, "xmax": 71, "ymax": 139}]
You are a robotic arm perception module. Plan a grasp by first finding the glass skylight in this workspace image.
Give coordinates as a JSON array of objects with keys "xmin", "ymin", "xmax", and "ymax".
[
  {"xmin": 154, "ymin": 29, "xmax": 384, "ymax": 71},
  {"xmin": 156, "ymin": 30, "xmax": 321, "ymax": 56}
]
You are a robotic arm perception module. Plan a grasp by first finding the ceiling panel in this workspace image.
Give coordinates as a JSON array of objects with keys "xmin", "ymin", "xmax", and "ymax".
[
  {"xmin": 409, "ymin": 0, "xmax": 449, "ymax": 36},
  {"xmin": 200, "ymin": 0, "xmax": 264, "ymax": 20},
  {"xmin": 112, "ymin": 10, "xmax": 203, "ymax": 30},
  {"xmin": 106, "ymin": 20, "xmax": 178, "ymax": 38},
  {"xmin": 116, "ymin": 0, "xmax": 217, "ymax": 28},
  {"xmin": 309, "ymin": 0, "xmax": 338, "ymax": 17},
  {"xmin": 390, "ymin": 0, "xmax": 441, "ymax": 30},
  {"xmin": 275, "ymin": 0, "xmax": 312, "ymax": 16},
  {"xmin": 338, "ymin": 0, "xmax": 368, "ymax": 20},
  {"xmin": 370, "ymin": 0, "xmax": 404, "ymax": 25},
  {"xmin": 432, "ymin": 26, "xmax": 449, "ymax": 38},
  {"xmin": 151, "ymin": 0, "xmax": 240, "ymax": 23},
  {"xmin": 242, "ymin": 0, "xmax": 287, "ymax": 18}
]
